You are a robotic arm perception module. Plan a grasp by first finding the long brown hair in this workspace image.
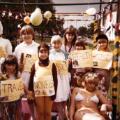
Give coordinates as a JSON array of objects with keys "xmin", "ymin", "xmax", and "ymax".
[{"xmin": 64, "ymin": 27, "xmax": 77, "ymax": 52}]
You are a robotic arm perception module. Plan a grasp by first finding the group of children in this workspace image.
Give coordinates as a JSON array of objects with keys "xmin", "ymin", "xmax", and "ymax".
[{"xmin": 0, "ymin": 23, "xmax": 112, "ymax": 120}]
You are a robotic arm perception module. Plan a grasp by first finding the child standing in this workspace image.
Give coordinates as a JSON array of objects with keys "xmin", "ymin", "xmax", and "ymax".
[
  {"xmin": 68, "ymin": 40, "xmax": 92, "ymax": 88},
  {"xmin": 93, "ymin": 34, "xmax": 112, "ymax": 96},
  {"xmin": 49, "ymin": 35, "xmax": 70, "ymax": 120},
  {"xmin": 61, "ymin": 27, "xmax": 77, "ymax": 58},
  {"xmin": 28, "ymin": 43, "xmax": 58, "ymax": 120},
  {"xmin": 14, "ymin": 25, "xmax": 39, "ymax": 89},
  {"xmin": 0, "ymin": 55, "xmax": 24, "ymax": 120}
]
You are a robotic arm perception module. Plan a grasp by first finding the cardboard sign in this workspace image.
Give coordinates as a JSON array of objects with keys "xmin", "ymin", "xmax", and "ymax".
[
  {"xmin": 92, "ymin": 50, "xmax": 113, "ymax": 69},
  {"xmin": 53, "ymin": 60, "xmax": 68, "ymax": 75},
  {"xmin": 69, "ymin": 50, "xmax": 93, "ymax": 68},
  {"xmin": 34, "ymin": 78, "xmax": 55, "ymax": 97},
  {"xmin": 0, "ymin": 79, "xmax": 24, "ymax": 102},
  {"xmin": 24, "ymin": 54, "xmax": 38, "ymax": 72}
]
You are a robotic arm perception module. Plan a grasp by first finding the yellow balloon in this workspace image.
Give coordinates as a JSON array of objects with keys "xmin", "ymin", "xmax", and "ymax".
[{"xmin": 30, "ymin": 8, "xmax": 43, "ymax": 26}]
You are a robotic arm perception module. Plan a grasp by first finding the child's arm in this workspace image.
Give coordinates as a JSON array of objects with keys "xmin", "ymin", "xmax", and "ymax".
[{"xmin": 27, "ymin": 64, "xmax": 35, "ymax": 100}]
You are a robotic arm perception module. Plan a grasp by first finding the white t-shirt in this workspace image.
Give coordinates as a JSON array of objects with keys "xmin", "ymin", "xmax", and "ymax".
[
  {"xmin": 14, "ymin": 41, "xmax": 39, "ymax": 88},
  {"xmin": 14, "ymin": 41, "xmax": 39, "ymax": 63},
  {"xmin": 0, "ymin": 37, "xmax": 12, "ymax": 55}
]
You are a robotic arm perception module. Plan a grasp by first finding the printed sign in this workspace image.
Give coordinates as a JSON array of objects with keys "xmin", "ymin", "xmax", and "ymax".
[
  {"xmin": 92, "ymin": 50, "xmax": 113, "ymax": 69},
  {"xmin": 24, "ymin": 54, "xmax": 38, "ymax": 72},
  {"xmin": 69, "ymin": 50, "xmax": 93, "ymax": 68},
  {"xmin": 0, "ymin": 79, "xmax": 24, "ymax": 102}
]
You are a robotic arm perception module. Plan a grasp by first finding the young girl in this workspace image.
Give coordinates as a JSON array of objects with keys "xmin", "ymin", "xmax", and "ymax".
[
  {"xmin": 93, "ymin": 34, "xmax": 112, "ymax": 96},
  {"xmin": 49, "ymin": 35, "xmax": 70, "ymax": 120},
  {"xmin": 68, "ymin": 40, "xmax": 92, "ymax": 88},
  {"xmin": 14, "ymin": 25, "xmax": 39, "ymax": 119},
  {"xmin": 28, "ymin": 43, "xmax": 58, "ymax": 120},
  {"xmin": 0, "ymin": 55, "xmax": 24, "ymax": 120},
  {"xmin": 69, "ymin": 72, "xmax": 112, "ymax": 120},
  {"xmin": 61, "ymin": 27, "xmax": 77, "ymax": 58},
  {"xmin": 14, "ymin": 25, "xmax": 39, "ymax": 89}
]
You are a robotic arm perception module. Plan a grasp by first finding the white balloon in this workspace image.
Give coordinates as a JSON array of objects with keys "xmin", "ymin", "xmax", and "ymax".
[
  {"xmin": 44, "ymin": 11, "xmax": 52, "ymax": 20},
  {"xmin": 30, "ymin": 8, "xmax": 43, "ymax": 26},
  {"xmin": 86, "ymin": 8, "xmax": 96, "ymax": 15}
]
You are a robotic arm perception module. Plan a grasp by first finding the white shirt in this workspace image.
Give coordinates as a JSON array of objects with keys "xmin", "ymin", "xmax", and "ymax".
[
  {"xmin": 14, "ymin": 41, "xmax": 39, "ymax": 63},
  {"xmin": 49, "ymin": 49, "xmax": 65, "ymax": 61},
  {"xmin": 0, "ymin": 37, "xmax": 12, "ymax": 55}
]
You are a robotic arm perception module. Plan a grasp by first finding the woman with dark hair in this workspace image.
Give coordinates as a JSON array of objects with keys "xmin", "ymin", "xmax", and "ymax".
[
  {"xmin": 28, "ymin": 42, "xmax": 58, "ymax": 120},
  {"xmin": 62, "ymin": 27, "xmax": 77, "ymax": 58}
]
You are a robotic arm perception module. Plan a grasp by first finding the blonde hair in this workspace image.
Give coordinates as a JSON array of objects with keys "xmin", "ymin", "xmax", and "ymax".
[
  {"xmin": 51, "ymin": 35, "xmax": 62, "ymax": 44},
  {"xmin": 84, "ymin": 72, "xmax": 99, "ymax": 86}
]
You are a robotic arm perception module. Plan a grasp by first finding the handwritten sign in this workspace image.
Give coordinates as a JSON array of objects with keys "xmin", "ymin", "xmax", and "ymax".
[
  {"xmin": 0, "ymin": 46, "xmax": 6, "ymax": 58},
  {"xmin": 92, "ymin": 50, "xmax": 113, "ymax": 69},
  {"xmin": 34, "ymin": 77, "xmax": 55, "ymax": 97},
  {"xmin": 0, "ymin": 79, "xmax": 24, "ymax": 102},
  {"xmin": 69, "ymin": 50, "xmax": 93, "ymax": 68},
  {"xmin": 24, "ymin": 54, "xmax": 38, "ymax": 72},
  {"xmin": 53, "ymin": 60, "xmax": 68, "ymax": 75}
]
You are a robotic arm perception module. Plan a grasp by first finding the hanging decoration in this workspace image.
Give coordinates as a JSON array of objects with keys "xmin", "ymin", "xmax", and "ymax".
[
  {"xmin": 24, "ymin": 16, "xmax": 31, "ymax": 24},
  {"xmin": 44, "ymin": 11, "xmax": 52, "ymax": 20},
  {"xmin": 85, "ymin": 8, "xmax": 96, "ymax": 15},
  {"xmin": 30, "ymin": 8, "xmax": 43, "ymax": 26}
]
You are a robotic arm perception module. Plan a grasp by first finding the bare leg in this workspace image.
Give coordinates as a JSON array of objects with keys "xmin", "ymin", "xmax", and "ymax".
[
  {"xmin": 44, "ymin": 97, "xmax": 53, "ymax": 120},
  {"xmin": 35, "ymin": 97, "xmax": 45, "ymax": 120}
]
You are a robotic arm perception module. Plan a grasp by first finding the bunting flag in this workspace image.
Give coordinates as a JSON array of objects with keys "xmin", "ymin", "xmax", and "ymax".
[{"xmin": 112, "ymin": 35, "xmax": 120, "ymax": 120}]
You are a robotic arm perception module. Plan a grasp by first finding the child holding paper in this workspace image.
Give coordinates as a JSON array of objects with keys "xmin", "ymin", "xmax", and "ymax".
[
  {"xmin": 49, "ymin": 35, "xmax": 70, "ymax": 120},
  {"xmin": 68, "ymin": 40, "xmax": 92, "ymax": 89},
  {"xmin": 28, "ymin": 43, "xmax": 58, "ymax": 120},
  {"xmin": 0, "ymin": 55, "xmax": 24, "ymax": 120},
  {"xmin": 93, "ymin": 34, "xmax": 112, "ymax": 96},
  {"xmin": 14, "ymin": 25, "xmax": 39, "ymax": 119}
]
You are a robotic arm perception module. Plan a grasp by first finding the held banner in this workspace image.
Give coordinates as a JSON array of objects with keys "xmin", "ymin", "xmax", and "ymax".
[
  {"xmin": 92, "ymin": 50, "xmax": 113, "ymax": 69},
  {"xmin": 34, "ymin": 78, "xmax": 55, "ymax": 97},
  {"xmin": 0, "ymin": 79, "xmax": 24, "ymax": 102},
  {"xmin": 69, "ymin": 50, "xmax": 93, "ymax": 68},
  {"xmin": 53, "ymin": 60, "xmax": 68, "ymax": 75},
  {"xmin": 24, "ymin": 54, "xmax": 38, "ymax": 72}
]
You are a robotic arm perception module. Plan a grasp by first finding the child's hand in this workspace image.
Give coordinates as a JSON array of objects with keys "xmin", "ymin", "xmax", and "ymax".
[
  {"xmin": 19, "ymin": 63, "xmax": 24, "ymax": 73},
  {"xmin": 27, "ymin": 91, "xmax": 34, "ymax": 100}
]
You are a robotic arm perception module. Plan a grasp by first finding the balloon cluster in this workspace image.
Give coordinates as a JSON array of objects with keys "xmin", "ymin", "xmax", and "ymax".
[{"xmin": 24, "ymin": 8, "xmax": 52, "ymax": 26}]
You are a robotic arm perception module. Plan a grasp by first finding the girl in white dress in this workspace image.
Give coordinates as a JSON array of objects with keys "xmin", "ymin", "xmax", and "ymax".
[{"xmin": 49, "ymin": 35, "xmax": 70, "ymax": 120}]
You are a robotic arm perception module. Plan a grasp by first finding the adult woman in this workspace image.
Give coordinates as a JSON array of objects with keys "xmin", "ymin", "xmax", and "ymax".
[
  {"xmin": 28, "ymin": 43, "xmax": 58, "ymax": 120},
  {"xmin": 61, "ymin": 26, "xmax": 77, "ymax": 58},
  {"xmin": 69, "ymin": 72, "xmax": 112, "ymax": 120}
]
